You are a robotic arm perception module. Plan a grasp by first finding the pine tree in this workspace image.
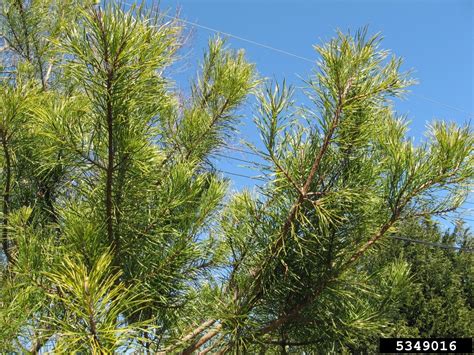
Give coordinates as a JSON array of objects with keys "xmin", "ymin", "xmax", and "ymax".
[
  {"xmin": 178, "ymin": 30, "xmax": 472, "ymax": 353},
  {"xmin": 1, "ymin": 1, "xmax": 258, "ymax": 351},
  {"xmin": 0, "ymin": 1, "xmax": 472, "ymax": 353}
]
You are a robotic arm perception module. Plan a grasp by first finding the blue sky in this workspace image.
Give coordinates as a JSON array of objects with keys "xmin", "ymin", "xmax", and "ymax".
[{"xmin": 139, "ymin": 0, "xmax": 473, "ymax": 224}]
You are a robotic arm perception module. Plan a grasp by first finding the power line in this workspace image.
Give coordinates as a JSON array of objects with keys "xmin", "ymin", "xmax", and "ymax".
[
  {"xmin": 216, "ymin": 167, "xmax": 474, "ymax": 224},
  {"xmin": 217, "ymin": 152, "xmax": 474, "ymax": 208},
  {"xmin": 216, "ymin": 159, "xmax": 474, "ymax": 211},
  {"xmin": 217, "ymin": 169, "xmax": 265, "ymax": 181},
  {"xmin": 390, "ymin": 235, "xmax": 474, "ymax": 253},
  {"xmin": 160, "ymin": 15, "xmax": 315, "ymax": 63},
  {"xmin": 226, "ymin": 146, "xmax": 261, "ymax": 157},
  {"xmin": 215, "ymin": 163, "xmax": 474, "ymax": 246},
  {"xmin": 121, "ymin": 2, "xmax": 474, "ymax": 118},
  {"xmin": 216, "ymin": 151, "xmax": 474, "ymax": 209},
  {"xmin": 214, "ymin": 152, "xmax": 263, "ymax": 166},
  {"xmin": 412, "ymin": 94, "xmax": 473, "ymax": 118},
  {"xmin": 217, "ymin": 161, "xmax": 474, "ymax": 215}
]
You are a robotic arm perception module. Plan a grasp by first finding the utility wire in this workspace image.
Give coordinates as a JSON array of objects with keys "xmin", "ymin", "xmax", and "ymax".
[
  {"xmin": 157, "ymin": 4, "xmax": 474, "ymax": 238},
  {"xmin": 219, "ymin": 151, "xmax": 474, "ymax": 209},
  {"xmin": 219, "ymin": 150, "xmax": 474, "ymax": 209},
  {"xmin": 217, "ymin": 169, "xmax": 265, "ymax": 181},
  {"xmin": 214, "ymin": 152, "xmax": 263, "ymax": 166},
  {"xmin": 390, "ymin": 235, "xmax": 473, "ymax": 253},
  {"xmin": 122, "ymin": 2, "xmax": 474, "ymax": 118},
  {"xmin": 216, "ymin": 156, "xmax": 474, "ymax": 213},
  {"xmin": 4, "ymin": 4, "xmax": 473, "ymax": 261},
  {"xmin": 226, "ymin": 146, "xmax": 261, "ymax": 157},
  {"xmin": 217, "ymin": 159, "xmax": 474, "ymax": 211},
  {"xmin": 412, "ymin": 94, "xmax": 473, "ymax": 118},
  {"xmin": 159, "ymin": 14, "xmax": 315, "ymax": 63}
]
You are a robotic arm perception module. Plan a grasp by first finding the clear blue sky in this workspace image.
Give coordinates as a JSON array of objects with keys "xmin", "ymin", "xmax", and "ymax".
[{"xmin": 139, "ymin": 0, "xmax": 473, "ymax": 224}]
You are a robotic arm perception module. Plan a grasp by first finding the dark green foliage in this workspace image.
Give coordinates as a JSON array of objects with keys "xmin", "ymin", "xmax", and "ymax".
[{"xmin": 375, "ymin": 220, "xmax": 472, "ymax": 337}]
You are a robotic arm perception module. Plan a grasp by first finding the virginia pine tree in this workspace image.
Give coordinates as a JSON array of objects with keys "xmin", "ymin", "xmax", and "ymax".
[{"xmin": 0, "ymin": 1, "xmax": 472, "ymax": 353}]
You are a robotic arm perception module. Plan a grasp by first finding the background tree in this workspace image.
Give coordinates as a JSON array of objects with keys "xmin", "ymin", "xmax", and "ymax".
[{"xmin": 368, "ymin": 220, "xmax": 472, "ymax": 337}]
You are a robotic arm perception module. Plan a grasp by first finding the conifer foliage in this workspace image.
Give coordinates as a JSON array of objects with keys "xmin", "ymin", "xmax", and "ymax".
[{"xmin": 0, "ymin": 1, "xmax": 472, "ymax": 353}]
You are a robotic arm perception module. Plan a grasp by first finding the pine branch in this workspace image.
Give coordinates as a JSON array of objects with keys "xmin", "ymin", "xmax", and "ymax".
[
  {"xmin": 245, "ymin": 78, "xmax": 353, "ymax": 307},
  {"xmin": 14, "ymin": 0, "xmax": 31, "ymax": 59},
  {"xmin": 160, "ymin": 319, "xmax": 217, "ymax": 353},
  {"xmin": 1, "ymin": 130, "xmax": 12, "ymax": 265},
  {"xmin": 92, "ymin": 7, "xmax": 119, "ymax": 257},
  {"xmin": 182, "ymin": 324, "xmax": 223, "ymax": 355}
]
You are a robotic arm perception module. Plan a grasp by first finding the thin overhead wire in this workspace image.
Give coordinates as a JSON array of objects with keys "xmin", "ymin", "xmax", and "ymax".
[
  {"xmin": 216, "ymin": 155, "xmax": 474, "ymax": 211},
  {"xmin": 121, "ymin": 2, "xmax": 474, "ymax": 118},
  {"xmin": 226, "ymin": 146, "xmax": 261, "ymax": 157},
  {"xmin": 412, "ymin": 94, "xmax": 473, "ymax": 118},
  {"xmin": 218, "ymin": 150, "xmax": 474, "ymax": 208},
  {"xmin": 390, "ymin": 235, "xmax": 473, "ymax": 253},
  {"xmin": 160, "ymin": 14, "xmax": 315, "ymax": 63},
  {"xmin": 214, "ymin": 152, "xmax": 263, "ymax": 166},
  {"xmin": 217, "ymin": 169, "xmax": 265, "ymax": 181},
  {"xmin": 221, "ymin": 149, "xmax": 474, "ymax": 205}
]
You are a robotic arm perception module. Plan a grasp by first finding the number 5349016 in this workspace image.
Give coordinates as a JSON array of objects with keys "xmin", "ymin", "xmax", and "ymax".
[{"xmin": 395, "ymin": 340, "xmax": 456, "ymax": 352}]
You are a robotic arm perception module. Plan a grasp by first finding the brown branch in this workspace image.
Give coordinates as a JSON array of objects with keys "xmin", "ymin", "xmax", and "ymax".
[
  {"xmin": 270, "ymin": 153, "xmax": 303, "ymax": 196},
  {"xmin": 258, "ymin": 166, "xmax": 469, "ymax": 335},
  {"xmin": 160, "ymin": 319, "xmax": 217, "ymax": 354},
  {"xmin": 9, "ymin": 0, "xmax": 48, "ymax": 89},
  {"xmin": 153, "ymin": 94, "xmax": 232, "ymax": 179},
  {"xmin": 105, "ymin": 72, "xmax": 115, "ymax": 251},
  {"xmin": 30, "ymin": 330, "xmax": 52, "ymax": 354},
  {"xmin": 199, "ymin": 333, "xmax": 224, "ymax": 354},
  {"xmin": 257, "ymin": 212, "xmax": 397, "ymax": 336},
  {"xmin": 184, "ymin": 97, "xmax": 231, "ymax": 161},
  {"xmin": 93, "ymin": 8, "xmax": 118, "ymax": 256},
  {"xmin": 31, "ymin": 38, "xmax": 46, "ymax": 90},
  {"xmin": 14, "ymin": 0, "xmax": 31, "ymax": 59},
  {"xmin": 257, "ymin": 276, "xmax": 333, "ymax": 336},
  {"xmin": 243, "ymin": 79, "xmax": 353, "ymax": 309},
  {"xmin": 85, "ymin": 285, "xmax": 102, "ymax": 348},
  {"xmin": 182, "ymin": 324, "xmax": 223, "ymax": 355},
  {"xmin": 1, "ymin": 131, "xmax": 12, "ymax": 265},
  {"xmin": 73, "ymin": 147, "xmax": 106, "ymax": 171},
  {"xmin": 346, "ymin": 218, "xmax": 396, "ymax": 265},
  {"xmin": 271, "ymin": 80, "xmax": 352, "ymax": 259},
  {"xmin": 346, "ymin": 173, "xmax": 462, "ymax": 265}
]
